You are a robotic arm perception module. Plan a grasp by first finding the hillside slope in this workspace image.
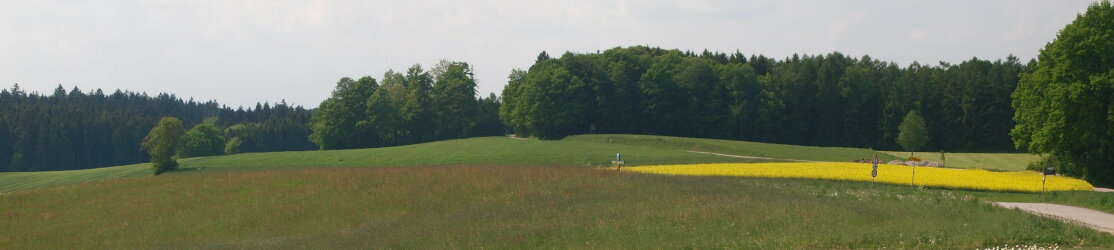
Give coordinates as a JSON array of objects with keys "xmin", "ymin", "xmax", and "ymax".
[{"xmin": 0, "ymin": 135, "xmax": 903, "ymax": 193}]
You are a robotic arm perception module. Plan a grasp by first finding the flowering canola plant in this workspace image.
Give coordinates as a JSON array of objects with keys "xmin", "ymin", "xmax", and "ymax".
[{"xmin": 625, "ymin": 162, "xmax": 1093, "ymax": 193}]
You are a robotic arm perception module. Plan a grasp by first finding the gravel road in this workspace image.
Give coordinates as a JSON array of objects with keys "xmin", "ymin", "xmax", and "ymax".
[{"xmin": 995, "ymin": 202, "xmax": 1114, "ymax": 234}]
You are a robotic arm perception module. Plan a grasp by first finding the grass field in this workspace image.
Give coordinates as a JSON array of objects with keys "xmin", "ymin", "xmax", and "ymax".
[
  {"xmin": 2, "ymin": 166, "xmax": 1109, "ymax": 249},
  {"xmin": 881, "ymin": 151, "xmax": 1040, "ymax": 171},
  {"xmin": 0, "ymin": 162, "xmax": 153, "ymax": 193},
  {"xmin": 1, "ymin": 135, "xmax": 890, "ymax": 193}
]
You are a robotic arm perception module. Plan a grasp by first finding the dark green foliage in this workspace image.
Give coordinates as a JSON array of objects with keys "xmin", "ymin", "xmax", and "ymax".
[
  {"xmin": 1012, "ymin": 1, "xmax": 1114, "ymax": 185},
  {"xmin": 431, "ymin": 61, "xmax": 480, "ymax": 139},
  {"xmin": 501, "ymin": 46, "xmax": 1024, "ymax": 152},
  {"xmin": 179, "ymin": 123, "xmax": 226, "ymax": 158},
  {"xmin": 898, "ymin": 110, "xmax": 928, "ymax": 153},
  {"xmin": 309, "ymin": 77, "xmax": 378, "ymax": 149},
  {"xmin": 513, "ymin": 60, "xmax": 591, "ymax": 139},
  {"xmin": 0, "ymin": 85, "xmax": 314, "ymax": 172},
  {"xmin": 140, "ymin": 117, "xmax": 185, "ymax": 175},
  {"xmin": 310, "ymin": 62, "xmax": 501, "ymax": 150},
  {"xmin": 472, "ymin": 93, "xmax": 505, "ymax": 136}
]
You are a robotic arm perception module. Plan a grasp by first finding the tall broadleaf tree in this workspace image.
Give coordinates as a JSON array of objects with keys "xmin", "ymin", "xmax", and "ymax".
[
  {"xmin": 898, "ymin": 110, "xmax": 928, "ymax": 157},
  {"xmin": 1012, "ymin": 1, "xmax": 1114, "ymax": 185},
  {"xmin": 431, "ymin": 60, "xmax": 479, "ymax": 139}
]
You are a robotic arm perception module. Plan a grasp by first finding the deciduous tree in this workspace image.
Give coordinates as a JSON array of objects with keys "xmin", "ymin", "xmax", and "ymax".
[
  {"xmin": 141, "ymin": 117, "xmax": 185, "ymax": 175},
  {"xmin": 1012, "ymin": 1, "xmax": 1114, "ymax": 185},
  {"xmin": 898, "ymin": 110, "xmax": 928, "ymax": 157}
]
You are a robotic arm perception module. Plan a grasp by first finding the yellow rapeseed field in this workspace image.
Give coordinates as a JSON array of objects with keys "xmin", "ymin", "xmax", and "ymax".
[{"xmin": 625, "ymin": 162, "xmax": 1094, "ymax": 193}]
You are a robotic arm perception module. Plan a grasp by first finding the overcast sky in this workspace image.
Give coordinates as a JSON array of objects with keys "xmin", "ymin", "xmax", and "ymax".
[{"xmin": 0, "ymin": 0, "xmax": 1097, "ymax": 108}]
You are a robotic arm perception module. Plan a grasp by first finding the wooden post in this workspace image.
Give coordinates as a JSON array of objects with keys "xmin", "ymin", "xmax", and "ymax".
[{"xmin": 1043, "ymin": 175, "xmax": 1047, "ymax": 193}]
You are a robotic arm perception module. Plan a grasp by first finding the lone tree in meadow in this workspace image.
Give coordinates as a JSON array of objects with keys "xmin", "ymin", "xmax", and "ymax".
[
  {"xmin": 898, "ymin": 110, "xmax": 928, "ymax": 157},
  {"xmin": 1012, "ymin": 1, "xmax": 1114, "ymax": 185},
  {"xmin": 141, "ymin": 117, "xmax": 186, "ymax": 175}
]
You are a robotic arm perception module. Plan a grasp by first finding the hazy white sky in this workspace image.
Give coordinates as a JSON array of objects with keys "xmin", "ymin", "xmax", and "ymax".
[{"xmin": 0, "ymin": 0, "xmax": 1096, "ymax": 108}]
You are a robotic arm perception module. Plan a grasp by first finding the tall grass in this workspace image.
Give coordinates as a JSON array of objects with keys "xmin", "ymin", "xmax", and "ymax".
[{"xmin": 1, "ymin": 166, "xmax": 1108, "ymax": 248}]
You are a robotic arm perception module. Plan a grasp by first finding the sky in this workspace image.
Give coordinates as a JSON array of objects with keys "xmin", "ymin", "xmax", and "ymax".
[{"xmin": 0, "ymin": 0, "xmax": 1098, "ymax": 108}]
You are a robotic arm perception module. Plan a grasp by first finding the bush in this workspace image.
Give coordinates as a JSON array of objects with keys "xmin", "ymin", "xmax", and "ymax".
[
  {"xmin": 179, "ymin": 123, "xmax": 226, "ymax": 158},
  {"xmin": 1027, "ymin": 154, "xmax": 1063, "ymax": 173},
  {"xmin": 225, "ymin": 137, "xmax": 242, "ymax": 155}
]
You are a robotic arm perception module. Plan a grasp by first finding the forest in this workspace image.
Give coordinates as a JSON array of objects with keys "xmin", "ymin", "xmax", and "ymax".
[
  {"xmin": 501, "ymin": 46, "xmax": 1025, "ymax": 152},
  {"xmin": 1, "ymin": 48, "xmax": 1029, "ymax": 172},
  {"xmin": 0, "ymin": 85, "xmax": 315, "ymax": 172}
]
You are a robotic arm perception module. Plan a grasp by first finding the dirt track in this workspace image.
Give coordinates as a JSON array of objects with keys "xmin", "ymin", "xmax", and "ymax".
[
  {"xmin": 682, "ymin": 150, "xmax": 821, "ymax": 163},
  {"xmin": 995, "ymin": 202, "xmax": 1114, "ymax": 234}
]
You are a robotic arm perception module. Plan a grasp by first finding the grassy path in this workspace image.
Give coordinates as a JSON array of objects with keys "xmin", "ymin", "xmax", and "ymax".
[{"xmin": 682, "ymin": 150, "xmax": 821, "ymax": 162}]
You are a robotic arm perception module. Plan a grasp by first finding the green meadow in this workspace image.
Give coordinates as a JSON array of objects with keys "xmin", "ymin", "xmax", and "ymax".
[
  {"xmin": 3, "ymin": 166, "xmax": 1109, "ymax": 249},
  {"xmin": 1, "ymin": 134, "xmax": 1110, "ymax": 248}
]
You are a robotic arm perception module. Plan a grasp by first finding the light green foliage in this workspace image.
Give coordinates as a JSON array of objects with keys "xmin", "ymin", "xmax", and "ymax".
[
  {"xmin": 898, "ymin": 110, "xmax": 928, "ymax": 154},
  {"xmin": 140, "ymin": 117, "xmax": 185, "ymax": 175},
  {"xmin": 500, "ymin": 69, "xmax": 528, "ymax": 136},
  {"xmin": 179, "ymin": 123, "xmax": 226, "ymax": 158},
  {"xmin": 1011, "ymin": 1, "xmax": 1114, "ymax": 185},
  {"xmin": 224, "ymin": 137, "xmax": 242, "ymax": 155}
]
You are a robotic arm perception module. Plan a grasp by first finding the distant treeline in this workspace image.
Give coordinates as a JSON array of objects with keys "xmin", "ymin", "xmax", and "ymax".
[
  {"xmin": 309, "ymin": 61, "xmax": 503, "ymax": 150},
  {"xmin": 0, "ymin": 85, "xmax": 314, "ymax": 172},
  {"xmin": 0, "ymin": 47, "xmax": 1029, "ymax": 172},
  {"xmin": 501, "ymin": 46, "xmax": 1025, "ymax": 151}
]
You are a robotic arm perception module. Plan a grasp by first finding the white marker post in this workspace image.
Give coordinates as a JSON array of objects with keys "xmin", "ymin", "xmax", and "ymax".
[{"xmin": 611, "ymin": 153, "xmax": 625, "ymax": 171}]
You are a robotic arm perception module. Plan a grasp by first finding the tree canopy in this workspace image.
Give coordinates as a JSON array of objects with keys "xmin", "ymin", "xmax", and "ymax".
[
  {"xmin": 179, "ymin": 123, "xmax": 226, "ymax": 158},
  {"xmin": 1011, "ymin": 1, "xmax": 1114, "ymax": 185},
  {"xmin": 141, "ymin": 117, "xmax": 185, "ymax": 175},
  {"xmin": 898, "ymin": 110, "xmax": 928, "ymax": 154},
  {"xmin": 501, "ymin": 46, "xmax": 1024, "ymax": 152},
  {"xmin": 309, "ymin": 62, "xmax": 502, "ymax": 150}
]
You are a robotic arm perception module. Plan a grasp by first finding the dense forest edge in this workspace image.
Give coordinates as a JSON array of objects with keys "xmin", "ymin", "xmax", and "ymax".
[
  {"xmin": 0, "ymin": 86, "xmax": 315, "ymax": 172},
  {"xmin": 501, "ymin": 46, "xmax": 1024, "ymax": 152}
]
